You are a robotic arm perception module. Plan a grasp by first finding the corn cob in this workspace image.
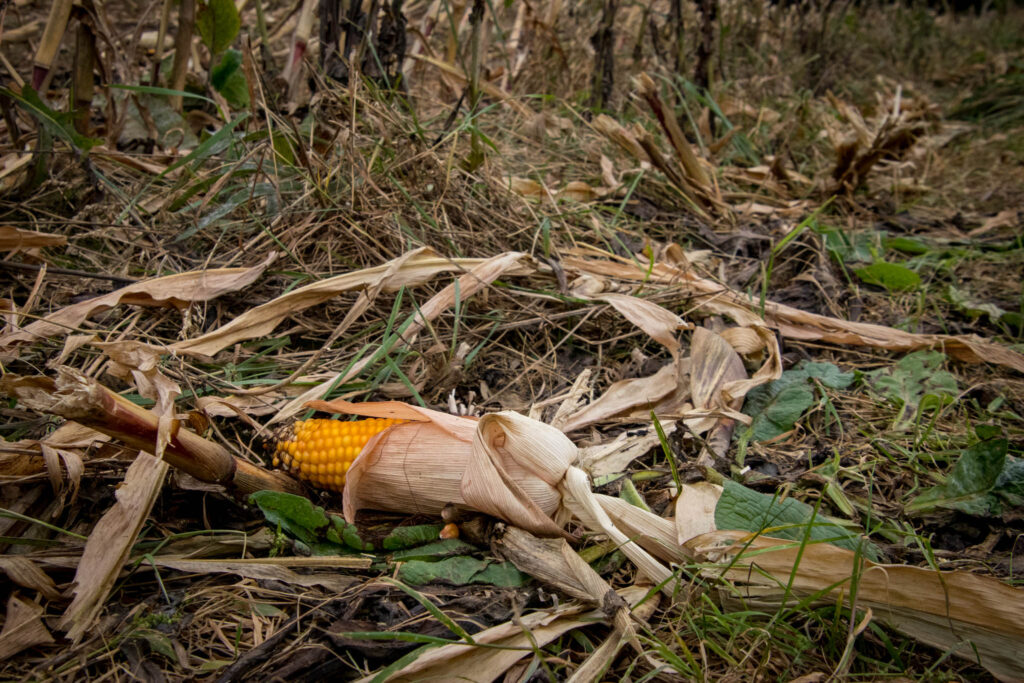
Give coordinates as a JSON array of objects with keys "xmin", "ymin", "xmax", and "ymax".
[{"xmin": 272, "ymin": 418, "xmax": 404, "ymax": 492}]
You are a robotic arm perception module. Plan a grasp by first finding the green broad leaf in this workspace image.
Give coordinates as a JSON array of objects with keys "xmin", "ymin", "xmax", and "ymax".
[
  {"xmin": 947, "ymin": 285, "xmax": 1020, "ymax": 333},
  {"xmin": 330, "ymin": 514, "xmax": 373, "ymax": 551},
  {"xmin": 990, "ymin": 456, "xmax": 1024, "ymax": 509},
  {"xmin": 742, "ymin": 360, "xmax": 854, "ymax": 443},
  {"xmin": 197, "ymin": 0, "xmax": 240, "ymax": 55},
  {"xmin": 471, "ymin": 561, "xmax": 530, "ymax": 586},
  {"xmin": 715, "ymin": 480, "xmax": 881, "ymax": 561},
  {"xmin": 905, "ymin": 429, "xmax": 1009, "ymax": 515},
  {"xmin": 382, "ymin": 525, "xmax": 444, "ymax": 550},
  {"xmin": 307, "ymin": 541, "xmax": 354, "ymax": 556},
  {"xmin": 800, "ymin": 361, "xmax": 856, "ymax": 389},
  {"xmin": 391, "ymin": 539, "xmax": 476, "ymax": 562},
  {"xmin": 251, "ymin": 602, "xmax": 287, "ymax": 617},
  {"xmin": 2, "ymin": 85, "xmax": 102, "ymax": 152},
  {"xmin": 397, "ymin": 557, "xmax": 528, "ymax": 587},
  {"xmin": 248, "ymin": 491, "xmax": 328, "ymax": 545},
  {"xmin": 867, "ymin": 351, "xmax": 957, "ymax": 429},
  {"xmin": 819, "ymin": 227, "xmax": 878, "ymax": 264},
  {"xmin": 137, "ymin": 630, "xmax": 179, "ymax": 663},
  {"xmin": 884, "ymin": 236, "xmax": 931, "ymax": 255},
  {"xmin": 211, "ymin": 49, "xmax": 249, "ymax": 109},
  {"xmin": 854, "ymin": 261, "xmax": 920, "ymax": 292},
  {"xmin": 744, "ymin": 383, "xmax": 815, "ymax": 442}
]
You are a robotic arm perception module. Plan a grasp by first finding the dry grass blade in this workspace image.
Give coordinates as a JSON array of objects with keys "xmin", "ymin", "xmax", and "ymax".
[
  {"xmin": 686, "ymin": 530, "xmax": 1024, "ymax": 681},
  {"xmin": 0, "ymin": 226, "xmax": 67, "ymax": 251},
  {"xmin": 0, "ymin": 253, "xmax": 276, "ymax": 350},
  {"xmin": 636, "ymin": 72, "xmax": 711, "ymax": 191},
  {"xmin": 58, "ymin": 452, "xmax": 168, "ymax": 643}
]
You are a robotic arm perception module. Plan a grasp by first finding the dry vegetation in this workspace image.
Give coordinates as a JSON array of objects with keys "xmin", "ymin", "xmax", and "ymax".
[{"xmin": 1, "ymin": 0, "xmax": 1024, "ymax": 680}]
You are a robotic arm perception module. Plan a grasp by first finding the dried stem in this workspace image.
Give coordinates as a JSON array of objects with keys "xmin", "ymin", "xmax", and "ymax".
[
  {"xmin": 2, "ymin": 369, "xmax": 302, "ymax": 496},
  {"xmin": 169, "ymin": 0, "xmax": 195, "ymax": 111}
]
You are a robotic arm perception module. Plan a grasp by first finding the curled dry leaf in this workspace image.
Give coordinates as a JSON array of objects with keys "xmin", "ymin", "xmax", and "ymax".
[
  {"xmin": 688, "ymin": 327, "xmax": 747, "ymax": 444},
  {"xmin": 562, "ymin": 250, "xmax": 1024, "ymax": 374},
  {"xmin": 93, "ymin": 340, "xmax": 181, "ymax": 458},
  {"xmin": 674, "ymin": 482, "xmax": 722, "ymax": 544},
  {"xmin": 175, "ymin": 248, "xmax": 529, "ymax": 359},
  {"xmin": 0, "ymin": 252, "xmax": 276, "ymax": 351},
  {"xmin": 559, "ymin": 362, "xmax": 678, "ymax": 434},
  {"xmin": 360, "ymin": 585, "xmax": 651, "ymax": 683},
  {"xmin": 0, "ymin": 557, "xmax": 62, "ymax": 601}
]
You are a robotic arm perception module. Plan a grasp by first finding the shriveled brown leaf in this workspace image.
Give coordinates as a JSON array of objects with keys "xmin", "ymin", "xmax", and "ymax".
[
  {"xmin": 0, "ymin": 557, "xmax": 61, "ymax": 601},
  {"xmin": 176, "ymin": 249, "xmax": 529, "ymax": 359},
  {"xmin": 0, "ymin": 253, "xmax": 276, "ymax": 350},
  {"xmin": 58, "ymin": 452, "xmax": 168, "ymax": 643},
  {"xmin": 0, "ymin": 596, "xmax": 54, "ymax": 661},
  {"xmin": 563, "ymin": 251, "xmax": 1024, "ymax": 374}
]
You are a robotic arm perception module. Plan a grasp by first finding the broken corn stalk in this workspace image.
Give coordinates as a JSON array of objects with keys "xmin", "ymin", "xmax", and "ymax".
[{"xmin": 272, "ymin": 418, "xmax": 405, "ymax": 491}]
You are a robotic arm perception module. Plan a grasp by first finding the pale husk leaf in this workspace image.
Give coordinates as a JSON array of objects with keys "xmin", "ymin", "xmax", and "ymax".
[
  {"xmin": 58, "ymin": 452, "xmax": 168, "ymax": 643},
  {"xmin": 361, "ymin": 585, "xmax": 651, "ymax": 683},
  {"xmin": 597, "ymin": 292, "xmax": 689, "ymax": 357},
  {"xmin": 674, "ymin": 482, "xmax": 722, "ymax": 544}
]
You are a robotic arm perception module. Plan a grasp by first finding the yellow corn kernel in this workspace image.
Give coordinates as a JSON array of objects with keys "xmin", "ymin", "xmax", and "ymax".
[{"xmin": 272, "ymin": 418, "xmax": 404, "ymax": 492}]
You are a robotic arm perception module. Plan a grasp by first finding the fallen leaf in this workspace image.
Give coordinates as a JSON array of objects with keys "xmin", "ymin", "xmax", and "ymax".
[{"xmin": 0, "ymin": 252, "xmax": 276, "ymax": 350}]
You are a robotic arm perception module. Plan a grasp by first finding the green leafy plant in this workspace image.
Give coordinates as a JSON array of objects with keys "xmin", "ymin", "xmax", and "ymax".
[
  {"xmin": 737, "ymin": 361, "xmax": 854, "ymax": 462},
  {"xmin": 854, "ymin": 260, "xmax": 920, "ymax": 292},
  {"xmin": 906, "ymin": 426, "xmax": 1013, "ymax": 515},
  {"xmin": 866, "ymin": 351, "xmax": 957, "ymax": 431},
  {"xmin": 715, "ymin": 480, "xmax": 882, "ymax": 560}
]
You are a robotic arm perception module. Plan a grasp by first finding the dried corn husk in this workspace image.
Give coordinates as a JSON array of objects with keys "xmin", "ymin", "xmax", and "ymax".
[{"xmin": 308, "ymin": 398, "xmax": 679, "ymax": 591}]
